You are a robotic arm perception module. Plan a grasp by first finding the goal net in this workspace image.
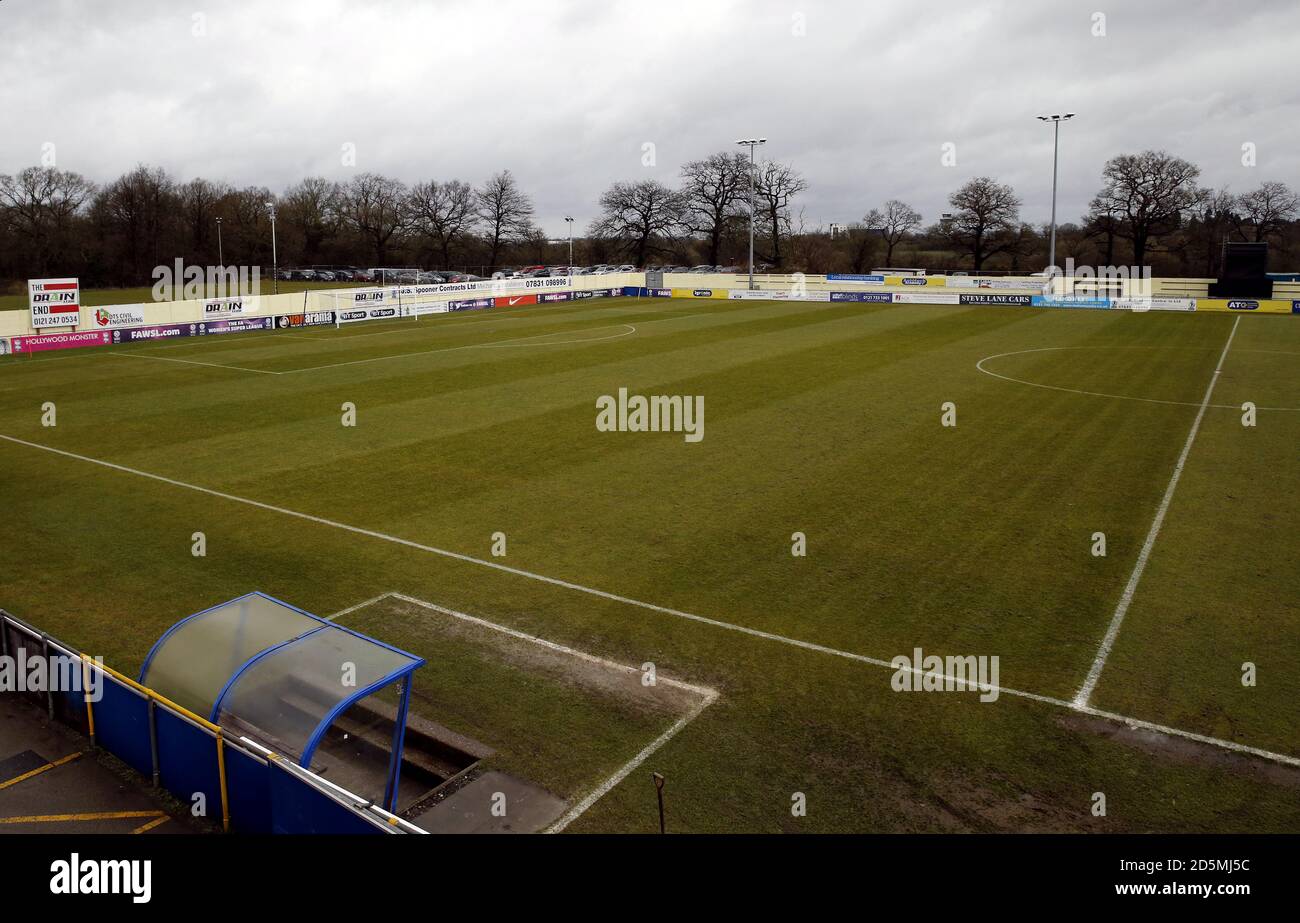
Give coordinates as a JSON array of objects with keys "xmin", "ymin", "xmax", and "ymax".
[{"xmin": 319, "ymin": 287, "xmax": 452, "ymax": 328}]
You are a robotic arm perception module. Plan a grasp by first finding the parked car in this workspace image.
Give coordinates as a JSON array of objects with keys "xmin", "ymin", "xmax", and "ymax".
[
  {"xmin": 617, "ymin": 264, "xmax": 636, "ymax": 272},
  {"xmin": 688, "ymin": 265, "xmax": 713, "ymax": 273},
  {"xmin": 315, "ymin": 270, "xmax": 336, "ymax": 282}
]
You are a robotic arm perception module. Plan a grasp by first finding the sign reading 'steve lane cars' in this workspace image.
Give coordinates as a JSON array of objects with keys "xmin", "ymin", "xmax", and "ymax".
[{"xmin": 28, "ymin": 278, "xmax": 81, "ymax": 328}]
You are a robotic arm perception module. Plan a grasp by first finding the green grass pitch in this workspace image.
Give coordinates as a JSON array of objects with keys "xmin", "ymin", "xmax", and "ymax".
[{"xmin": 1, "ymin": 296, "xmax": 1297, "ymax": 832}]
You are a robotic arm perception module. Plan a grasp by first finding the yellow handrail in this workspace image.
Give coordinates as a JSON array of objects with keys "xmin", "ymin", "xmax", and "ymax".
[{"xmin": 80, "ymin": 654, "xmax": 231, "ymax": 833}]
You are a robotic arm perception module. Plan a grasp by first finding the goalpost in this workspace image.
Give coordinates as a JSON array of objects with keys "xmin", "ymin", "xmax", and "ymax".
[{"xmin": 320, "ymin": 288, "xmax": 453, "ymax": 329}]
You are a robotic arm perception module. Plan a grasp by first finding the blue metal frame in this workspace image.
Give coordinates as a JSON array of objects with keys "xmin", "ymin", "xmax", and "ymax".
[
  {"xmin": 384, "ymin": 679, "xmax": 414, "ymax": 812},
  {"xmin": 140, "ymin": 592, "xmax": 425, "ymax": 805},
  {"xmin": 207, "ymin": 624, "xmax": 330, "ymax": 722},
  {"xmin": 299, "ymin": 661, "xmax": 419, "ymax": 769},
  {"xmin": 139, "ymin": 590, "xmax": 267, "ymax": 683}
]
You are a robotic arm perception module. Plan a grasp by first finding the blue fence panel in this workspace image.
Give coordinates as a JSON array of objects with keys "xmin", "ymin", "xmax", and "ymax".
[
  {"xmin": 268, "ymin": 763, "xmax": 384, "ymax": 834},
  {"xmin": 93, "ymin": 679, "xmax": 153, "ymax": 776},
  {"xmin": 225, "ymin": 747, "xmax": 272, "ymax": 833},
  {"xmin": 154, "ymin": 708, "xmax": 222, "ymax": 821}
]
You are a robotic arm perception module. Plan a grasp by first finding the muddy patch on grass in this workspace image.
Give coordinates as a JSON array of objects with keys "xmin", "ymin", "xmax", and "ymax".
[
  {"xmin": 362, "ymin": 596, "xmax": 707, "ymax": 720},
  {"xmin": 1058, "ymin": 712, "xmax": 1300, "ymax": 788}
]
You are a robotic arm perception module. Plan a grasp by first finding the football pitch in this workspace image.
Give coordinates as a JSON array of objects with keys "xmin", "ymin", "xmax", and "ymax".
[{"xmin": 1, "ymin": 295, "xmax": 1297, "ymax": 832}]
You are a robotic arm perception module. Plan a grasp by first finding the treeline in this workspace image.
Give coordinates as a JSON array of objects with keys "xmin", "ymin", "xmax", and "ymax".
[
  {"xmin": 585, "ymin": 149, "xmax": 1300, "ymax": 276},
  {"xmin": 2, "ymin": 149, "xmax": 1297, "ymax": 290},
  {"xmin": 0, "ymin": 167, "xmax": 556, "ymax": 289},
  {"xmin": 819, "ymin": 153, "xmax": 1300, "ymax": 277}
]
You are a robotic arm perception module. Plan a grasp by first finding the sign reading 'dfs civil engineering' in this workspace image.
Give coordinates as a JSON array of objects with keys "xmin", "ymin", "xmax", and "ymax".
[
  {"xmin": 28, "ymin": 278, "xmax": 81, "ymax": 328},
  {"xmin": 92, "ymin": 305, "xmax": 148, "ymax": 328}
]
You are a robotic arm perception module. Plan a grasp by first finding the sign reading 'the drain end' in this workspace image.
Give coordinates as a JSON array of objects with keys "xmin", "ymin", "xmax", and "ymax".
[{"xmin": 29, "ymin": 278, "xmax": 81, "ymax": 329}]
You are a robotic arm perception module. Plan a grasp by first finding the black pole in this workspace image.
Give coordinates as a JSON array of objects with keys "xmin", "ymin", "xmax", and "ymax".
[{"xmin": 652, "ymin": 772, "xmax": 665, "ymax": 834}]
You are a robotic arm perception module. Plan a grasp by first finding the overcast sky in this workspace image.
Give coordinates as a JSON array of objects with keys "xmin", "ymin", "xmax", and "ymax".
[{"xmin": 2, "ymin": 0, "xmax": 1297, "ymax": 236}]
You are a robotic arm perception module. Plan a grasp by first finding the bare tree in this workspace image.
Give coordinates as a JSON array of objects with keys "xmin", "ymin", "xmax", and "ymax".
[
  {"xmin": 840, "ymin": 222, "xmax": 882, "ymax": 273},
  {"xmin": 1234, "ymin": 181, "xmax": 1299, "ymax": 242},
  {"xmin": 1082, "ymin": 199, "xmax": 1122, "ymax": 267},
  {"xmin": 177, "ymin": 178, "xmax": 230, "ymax": 261},
  {"xmin": 1090, "ymin": 150, "xmax": 1201, "ymax": 269},
  {"xmin": 862, "ymin": 199, "xmax": 922, "ymax": 265},
  {"xmin": 944, "ymin": 177, "xmax": 1021, "ymax": 270},
  {"xmin": 475, "ymin": 170, "xmax": 535, "ymax": 271},
  {"xmin": 281, "ymin": 177, "xmax": 341, "ymax": 266},
  {"xmin": 1186, "ymin": 187, "xmax": 1237, "ymax": 276},
  {"xmin": 0, "ymin": 167, "xmax": 96, "ymax": 275},
  {"xmin": 409, "ymin": 179, "xmax": 478, "ymax": 269},
  {"xmin": 92, "ymin": 165, "xmax": 178, "ymax": 283},
  {"xmin": 753, "ymin": 160, "xmax": 807, "ymax": 268},
  {"xmin": 225, "ymin": 185, "xmax": 277, "ymax": 270},
  {"xmin": 679, "ymin": 152, "xmax": 748, "ymax": 266},
  {"xmin": 336, "ymin": 173, "xmax": 410, "ymax": 266},
  {"xmin": 589, "ymin": 180, "xmax": 685, "ymax": 268}
]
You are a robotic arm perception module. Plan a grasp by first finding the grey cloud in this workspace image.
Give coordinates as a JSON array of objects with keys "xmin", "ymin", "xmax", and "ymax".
[{"xmin": 1, "ymin": 0, "xmax": 1296, "ymax": 236}]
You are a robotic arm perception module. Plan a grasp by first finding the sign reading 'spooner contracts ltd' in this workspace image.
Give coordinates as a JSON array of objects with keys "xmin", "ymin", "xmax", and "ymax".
[{"xmin": 28, "ymin": 278, "xmax": 81, "ymax": 328}]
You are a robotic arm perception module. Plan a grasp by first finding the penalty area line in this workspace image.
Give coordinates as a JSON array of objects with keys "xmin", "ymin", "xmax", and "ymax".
[
  {"xmin": 1, "ymin": 427, "xmax": 1297, "ymax": 773},
  {"xmin": 326, "ymin": 590, "xmax": 718, "ymax": 832}
]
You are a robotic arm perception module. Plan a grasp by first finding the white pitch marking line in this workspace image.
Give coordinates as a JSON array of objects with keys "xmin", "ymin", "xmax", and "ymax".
[
  {"xmin": 323, "ymin": 314, "xmax": 532, "ymax": 341},
  {"xmin": 104, "ymin": 351, "xmax": 281, "ymax": 375},
  {"xmin": 283, "ymin": 323, "xmax": 636, "ymax": 373},
  {"xmin": 977, "ymin": 343, "xmax": 1300, "ymax": 412},
  {"xmin": 1, "ymin": 429, "xmax": 1296, "ymax": 771},
  {"xmin": 471, "ymin": 324, "xmax": 636, "ymax": 349},
  {"xmin": 328, "ymin": 590, "xmax": 718, "ymax": 832},
  {"xmin": 323, "ymin": 592, "xmax": 393, "ymax": 621},
  {"xmin": 549, "ymin": 691, "xmax": 716, "ymax": 833},
  {"xmin": 383, "ymin": 591, "xmax": 716, "ymax": 698},
  {"xmin": 1073, "ymin": 316, "xmax": 1241, "ymax": 708}
]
